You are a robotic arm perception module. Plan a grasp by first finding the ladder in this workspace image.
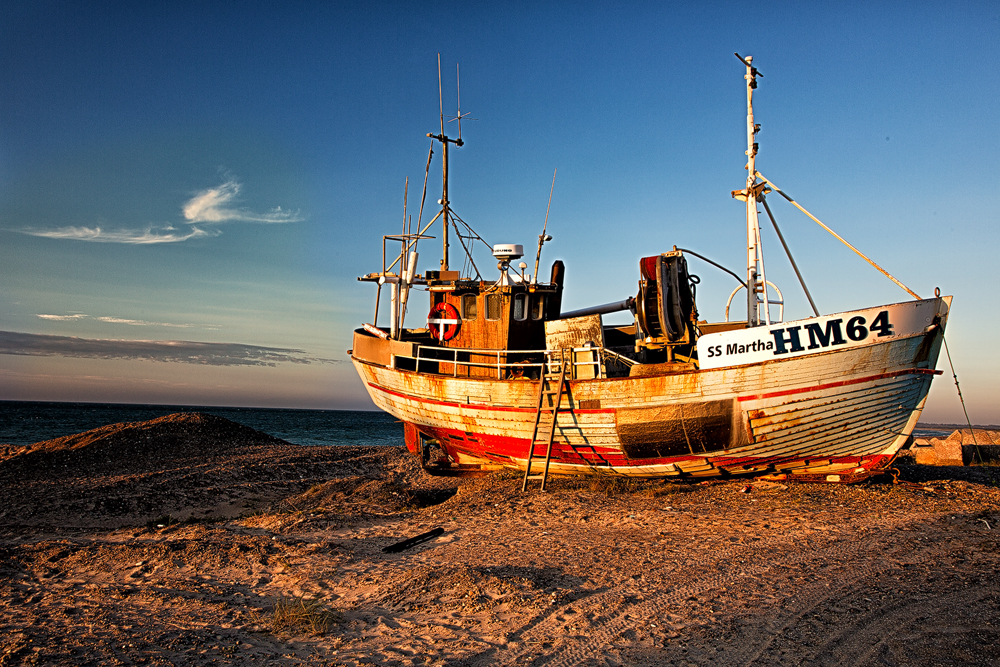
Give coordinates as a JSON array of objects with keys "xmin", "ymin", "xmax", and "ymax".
[{"xmin": 521, "ymin": 350, "xmax": 570, "ymax": 492}]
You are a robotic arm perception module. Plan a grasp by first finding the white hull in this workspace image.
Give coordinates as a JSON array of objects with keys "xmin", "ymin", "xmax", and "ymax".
[{"xmin": 353, "ymin": 298, "xmax": 950, "ymax": 480}]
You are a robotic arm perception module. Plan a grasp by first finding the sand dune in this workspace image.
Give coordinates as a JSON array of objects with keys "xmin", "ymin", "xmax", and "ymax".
[{"xmin": 1, "ymin": 414, "xmax": 999, "ymax": 665}]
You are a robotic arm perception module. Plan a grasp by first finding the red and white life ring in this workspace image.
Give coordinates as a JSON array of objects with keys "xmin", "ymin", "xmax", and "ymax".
[{"xmin": 427, "ymin": 302, "xmax": 461, "ymax": 341}]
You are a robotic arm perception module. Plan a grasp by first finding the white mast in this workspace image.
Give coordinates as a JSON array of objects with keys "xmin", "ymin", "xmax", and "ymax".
[{"xmin": 738, "ymin": 53, "xmax": 770, "ymax": 326}]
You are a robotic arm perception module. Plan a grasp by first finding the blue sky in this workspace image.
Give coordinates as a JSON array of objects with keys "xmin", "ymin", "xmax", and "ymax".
[{"xmin": 1, "ymin": 1, "xmax": 997, "ymax": 422}]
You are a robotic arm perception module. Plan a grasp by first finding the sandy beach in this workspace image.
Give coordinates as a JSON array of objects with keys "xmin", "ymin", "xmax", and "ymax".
[{"xmin": 2, "ymin": 413, "xmax": 999, "ymax": 666}]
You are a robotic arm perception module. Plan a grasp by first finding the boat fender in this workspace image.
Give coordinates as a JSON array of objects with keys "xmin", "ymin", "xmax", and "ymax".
[{"xmin": 427, "ymin": 302, "xmax": 461, "ymax": 341}]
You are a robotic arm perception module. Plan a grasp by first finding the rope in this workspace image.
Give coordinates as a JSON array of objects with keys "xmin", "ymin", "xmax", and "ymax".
[
  {"xmin": 755, "ymin": 172, "xmax": 920, "ymax": 300},
  {"xmin": 942, "ymin": 334, "xmax": 983, "ymax": 464},
  {"xmin": 760, "ymin": 197, "xmax": 820, "ymax": 316}
]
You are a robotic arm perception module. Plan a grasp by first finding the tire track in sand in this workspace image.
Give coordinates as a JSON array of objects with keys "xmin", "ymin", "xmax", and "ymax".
[{"xmin": 472, "ymin": 513, "xmax": 930, "ymax": 666}]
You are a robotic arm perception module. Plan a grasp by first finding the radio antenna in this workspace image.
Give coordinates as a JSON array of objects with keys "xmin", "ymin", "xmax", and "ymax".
[
  {"xmin": 402, "ymin": 176, "xmax": 409, "ymax": 239},
  {"xmin": 437, "ymin": 54, "xmax": 445, "ymax": 136},
  {"xmin": 532, "ymin": 168, "xmax": 557, "ymax": 285},
  {"xmin": 428, "ymin": 54, "xmax": 464, "ymax": 271},
  {"xmin": 456, "ymin": 63, "xmax": 462, "ymax": 142},
  {"xmin": 448, "ymin": 62, "xmax": 476, "ymax": 141}
]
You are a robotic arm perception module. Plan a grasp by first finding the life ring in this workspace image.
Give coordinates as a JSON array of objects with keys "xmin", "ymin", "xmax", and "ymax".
[{"xmin": 427, "ymin": 302, "xmax": 461, "ymax": 341}]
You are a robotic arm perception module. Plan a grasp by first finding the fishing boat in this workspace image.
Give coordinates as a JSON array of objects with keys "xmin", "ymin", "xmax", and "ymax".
[{"xmin": 350, "ymin": 55, "xmax": 951, "ymax": 487}]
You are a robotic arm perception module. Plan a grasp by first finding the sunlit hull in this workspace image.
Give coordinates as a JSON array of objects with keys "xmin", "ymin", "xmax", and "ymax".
[{"xmin": 352, "ymin": 297, "xmax": 949, "ymax": 481}]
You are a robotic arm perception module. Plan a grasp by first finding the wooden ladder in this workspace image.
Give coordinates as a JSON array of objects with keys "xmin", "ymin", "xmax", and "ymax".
[{"xmin": 522, "ymin": 350, "xmax": 570, "ymax": 492}]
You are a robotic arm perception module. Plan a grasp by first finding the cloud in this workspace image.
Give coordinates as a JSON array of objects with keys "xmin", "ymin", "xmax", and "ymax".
[
  {"xmin": 22, "ymin": 226, "xmax": 218, "ymax": 244},
  {"xmin": 18, "ymin": 178, "xmax": 302, "ymax": 244},
  {"xmin": 95, "ymin": 317, "xmax": 193, "ymax": 328},
  {"xmin": 182, "ymin": 180, "xmax": 303, "ymax": 224},
  {"xmin": 36, "ymin": 314, "xmax": 195, "ymax": 328},
  {"xmin": 0, "ymin": 331, "xmax": 341, "ymax": 367},
  {"xmin": 36, "ymin": 314, "xmax": 88, "ymax": 321}
]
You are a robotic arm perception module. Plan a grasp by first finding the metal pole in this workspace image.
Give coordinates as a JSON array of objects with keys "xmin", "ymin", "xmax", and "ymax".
[
  {"xmin": 533, "ymin": 169, "xmax": 556, "ymax": 285},
  {"xmin": 441, "ymin": 140, "xmax": 449, "ymax": 271},
  {"xmin": 760, "ymin": 197, "xmax": 820, "ymax": 317},
  {"xmin": 740, "ymin": 55, "xmax": 770, "ymax": 326}
]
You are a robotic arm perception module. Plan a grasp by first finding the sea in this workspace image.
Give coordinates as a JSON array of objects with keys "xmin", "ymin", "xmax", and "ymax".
[
  {"xmin": 0, "ymin": 401, "xmax": 403, "ymax": 448},
  {"xmin": 0, "ymin": 400, "xmax": 980, "ymax": 448}
]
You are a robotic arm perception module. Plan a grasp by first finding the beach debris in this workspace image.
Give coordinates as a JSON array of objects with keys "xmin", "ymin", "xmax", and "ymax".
[
  {"xmin": 382, "ymin": 527, "xmax": 445, "ymax": 553},
  {"xmin": 741, "ymin": 485, "xmax": 752, "ymax": 493}
]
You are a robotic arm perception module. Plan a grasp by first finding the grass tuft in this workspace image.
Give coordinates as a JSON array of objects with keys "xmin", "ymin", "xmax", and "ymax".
[
  {"xmin": 587, "ymin": 474, "xmax": 643, "ymax": 496},
  {"xmin": 270, "ymin": 595, "xmax": 340, "ymax": 636},
  {"xmin": 643, "ymin": 482, "xmax": 697, "ymax": 497}
]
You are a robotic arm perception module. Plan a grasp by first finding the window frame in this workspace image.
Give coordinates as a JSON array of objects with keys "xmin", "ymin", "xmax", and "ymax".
[
  {"xmin": 530, "ymin": 295, "xmax": 544, "ymax": 320},
  {"xmin": 462, "ymin": 293, "xmax": 478, "ymax": 319},
  {"xmin": 486, "ymin": 294, "xmax": 501, "ymax": 321},
  {"xmin": 513, "ymin": 293, "xmax": 527, "ymax": 321}
]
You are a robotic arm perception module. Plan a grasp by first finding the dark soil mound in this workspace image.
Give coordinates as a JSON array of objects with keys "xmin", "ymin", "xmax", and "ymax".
[
  {"xmin": 0, "ymin": 413, "xmax": 410, "ymax": 532},
  {"xmin": 0, "ymin": 412, "xmax": 288, "ymax": 478}
]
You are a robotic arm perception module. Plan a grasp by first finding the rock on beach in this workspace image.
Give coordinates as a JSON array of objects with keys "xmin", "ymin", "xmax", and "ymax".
[{"xmin": 911, "ymin": 428, "xmax": 1000, "ymax": 466}]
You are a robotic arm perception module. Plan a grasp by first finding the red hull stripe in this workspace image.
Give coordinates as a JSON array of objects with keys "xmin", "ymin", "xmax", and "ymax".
[
  {"xmin": 428, "ymin": 425, "xmax": 896, "ymax": 471},
  {"xmin": 736, "ymin": 368, "xmax": 941, "ymax": 403}
]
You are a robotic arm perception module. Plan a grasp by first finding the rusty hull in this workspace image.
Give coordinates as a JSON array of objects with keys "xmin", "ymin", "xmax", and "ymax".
[{"xmin": 352, "ymin": 318, "xmax": 946, "ymax": 481}]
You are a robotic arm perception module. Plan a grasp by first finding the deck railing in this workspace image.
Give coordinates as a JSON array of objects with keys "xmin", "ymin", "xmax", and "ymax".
[{"xmin": 394, "ymin": 344, "xmax": 636, "ymax": 380}]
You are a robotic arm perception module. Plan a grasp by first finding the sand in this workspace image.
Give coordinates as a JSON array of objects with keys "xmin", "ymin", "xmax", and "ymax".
[{"xmin": 1, "ymin": 413, "xmax": 999, "ymax": 666}]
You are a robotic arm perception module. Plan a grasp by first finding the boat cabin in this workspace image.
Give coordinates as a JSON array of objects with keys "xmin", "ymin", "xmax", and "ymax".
[{"xmin": 353, "ymin": 246, "xmax": 727, "ymax": 381}]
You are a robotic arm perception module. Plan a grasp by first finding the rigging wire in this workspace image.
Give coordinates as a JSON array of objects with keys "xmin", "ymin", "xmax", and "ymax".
[
  {"xmin": 451, "ymin": 218, "xmax": 480, "ymax": 279},
  {"xmin": 450, "ymin": 210, "xmax": 492, "ymax": 250},
  {"xmin": 759, "ymin": 196, "xmax": 820, "ymax": 317},
  {"xmin": 942, "ymin": 335, "xmax": 983, "ymax": 464},
  {"xmin": 755, "ymin": 172, "xmax": 919, "ymax": 300},
  {"xmin": 442, "ymin": 210, "xmax": 483, "ymax": 279},
  {"xmin": 414, "ymin": 141, "xmax": 434, "ymax": 255}
]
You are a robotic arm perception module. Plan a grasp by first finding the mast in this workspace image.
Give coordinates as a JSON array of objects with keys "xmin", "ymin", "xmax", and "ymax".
[
  {"xmin": 427, "ymin": 54, "xmax": 463, "ymax": 272},
  {"xmin": 737, "ymin": 53, "xmax": 769, "ymax": 326}
]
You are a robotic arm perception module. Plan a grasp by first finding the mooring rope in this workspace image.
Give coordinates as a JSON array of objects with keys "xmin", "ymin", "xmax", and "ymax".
[{"xmin": 942, "ymin": 335, "xmax": 983, "ymax": 464}]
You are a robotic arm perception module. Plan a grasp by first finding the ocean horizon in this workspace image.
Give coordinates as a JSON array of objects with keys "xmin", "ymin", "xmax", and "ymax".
[
  {"xmin": 1, "ymin": 400, "xmax": 993, "ymax": 449},
  {"xmin": 0, "ymin": 400, "xmax": 403, "ymax": 448}
]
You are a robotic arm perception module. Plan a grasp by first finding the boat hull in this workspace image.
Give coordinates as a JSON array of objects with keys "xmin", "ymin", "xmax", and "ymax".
[{"xmin": 352, "ymin": 298, "xmax": 950, "ymax": 480}]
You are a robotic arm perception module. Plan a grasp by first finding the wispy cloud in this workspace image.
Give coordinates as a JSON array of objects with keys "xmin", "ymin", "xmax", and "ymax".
[
  {"xmin": 19, "ymin": 178, "xmax": 302, "ymax": 244},
  {"xmin": 183, "ymin": 180, "xmax": 303, "ymax": 224},
  {"xmin": 36, "ymin": 314, "xmax": 88, "ymax": 321},
  {"xmin": 23, "ymin": 225, "xmax": 218, "ymax": 244},
  {"xmin": 36, "ymin": 314, "xmax": 195, "ymax": 328},
  {"xmin": 95, "ymin": 317, "xmax": 194, "ymax": 328},
  {"xmin": 0, "ymin": 331, "xmax": 340, "ymax": 367}
]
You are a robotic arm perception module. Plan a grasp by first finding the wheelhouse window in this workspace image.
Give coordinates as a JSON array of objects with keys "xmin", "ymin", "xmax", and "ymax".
[
  {"xmin": 531, "ymin": 295, "xmax": 544, "ymax": 320},
  {"xmin": 513, "ymin": 294, "xmax": 527, "ymax": 321},
  {"xmin": 462, "ymin": 294, "xmax": 478, "ymax": 319},
  {"xmin": 486, "ymin": 294, "xmax": 501, "ymax": 321}
]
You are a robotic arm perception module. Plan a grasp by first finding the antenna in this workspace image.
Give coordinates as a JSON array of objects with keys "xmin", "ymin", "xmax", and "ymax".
[
  {"xmin": 532, "ymin": 169, "xmax": 557, "ymax": 285},
  {"xmin": 448, "ymin": 62, "xmax": 476, "ymax": 141},
  {"xmin": 734, "ymin": 52, "xmax": 762, "ymax": 80},
  {"xmin": 437, "ymin": 53, "xmax": 445, "ymax": 137},
  {"xmin": 402, "ymin": 176, "xmax": 408, "ymax": 240},
  {"xmin": 426, "ymin": 57, "xmax": 480, "ymax": 274}
]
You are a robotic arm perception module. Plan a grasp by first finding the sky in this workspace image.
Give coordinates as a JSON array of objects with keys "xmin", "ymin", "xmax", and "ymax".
[{"xmin": 1, "ymin": 1, "xmax": 998, "ymax": 422}]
